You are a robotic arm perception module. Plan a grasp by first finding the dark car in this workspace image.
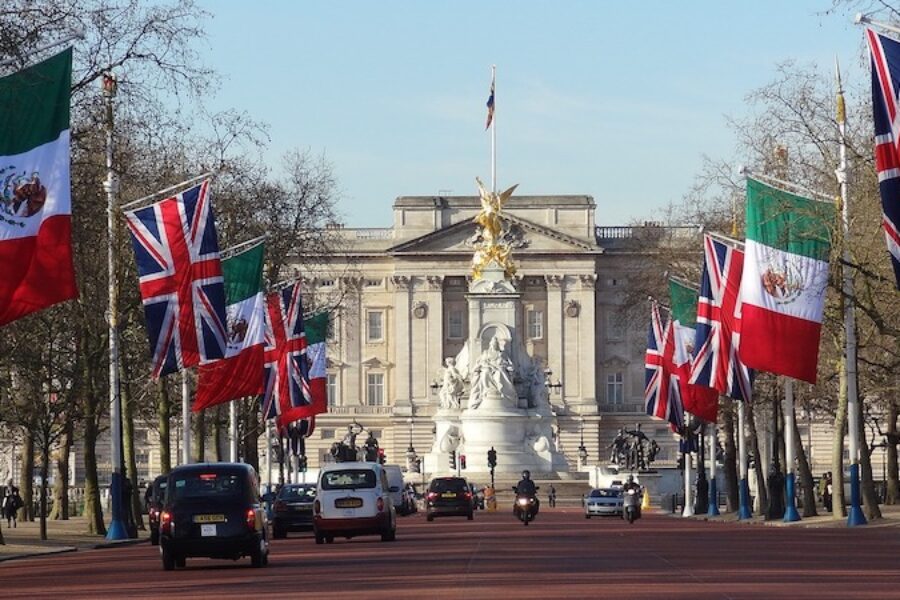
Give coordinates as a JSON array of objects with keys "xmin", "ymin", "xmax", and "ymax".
[
  {"xmin": 271, "ymin": 483, "xmax": 316, "ymax": 538},
  {"xmin": 158, "ymin": 463, "xmax": 269, "ymax": 570},
  {"xmin": 425, "ymin": 476, "xmax": 474, "ymax": 521},
  {"xmin": 147, "ymin": 474, "xmax": 168, "ymax": 545}
]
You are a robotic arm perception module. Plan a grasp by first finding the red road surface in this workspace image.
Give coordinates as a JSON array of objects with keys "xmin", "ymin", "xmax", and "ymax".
[{"xmin": 2, "ymin": 509, "xmax": 899, "ymax": 599}]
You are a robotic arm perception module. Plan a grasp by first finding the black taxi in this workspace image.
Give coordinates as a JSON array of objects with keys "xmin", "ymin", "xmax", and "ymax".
[{"xmin": 159, "ymin": 463, "xmax": 269, "ymax": 570}]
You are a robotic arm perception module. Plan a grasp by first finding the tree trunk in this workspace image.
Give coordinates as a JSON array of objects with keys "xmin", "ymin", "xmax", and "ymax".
[
  {"xmin": 832, "ymin": 357, "xmax": 848, "ymax": 518},
  {"xmin": 121, "ymin": 376, "xmax": 144, "ymax": 530},
  {"xmin": 192, "ymin": 410, "xmax": 205, "ymax": 463},
  {"xmin": 215, "ymin": 406, "xmax": 225, "ymax": 462},
  {"xmin": 18, "ymin": 429, "xmax": 34, "ymax": 522},
  {"xmin": 50, "ymin": 418, "xmax": 73, "ymax": 520},
  {"xmin": 242, "ymin": 399, "xmax": 260, "ymax": 472},
  {"xmin": 39, "ymin": 442, "xmax": 49, "ymax": 540},
  {"xmin": 82, "ymin": 391, "xmax": 106, "ymax": 536},
  {"xmin": 887, "ymin": 401, "xmax": 899, "ymax": 505},
  {"xmin": 722, "ymin": 403, "xmax": 739, "ymax": 512},
  {"xmin": 157, "ymin": 380, "xmax": 171, "ymax": 474},
  {"xmin": 746, "ymin": 401, "xmax": 768, "ymax": 515},
  {"xmin": 857, "ymin": 400, "xmax": 883, "ymax": 520},
  {"xmin": 792, "ymin": 405, "xmax": 818, "ymax": 517}
]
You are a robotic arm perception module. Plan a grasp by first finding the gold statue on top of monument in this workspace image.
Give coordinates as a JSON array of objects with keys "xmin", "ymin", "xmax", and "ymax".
[{"xmin": 472, "ymin": 177, "xmax": 518, "ymax": 279}]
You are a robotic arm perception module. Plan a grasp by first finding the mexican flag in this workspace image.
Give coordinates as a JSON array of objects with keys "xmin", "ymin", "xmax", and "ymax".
[
  {"xmin": 277, "ymin": 311, "xmax": 329, "ymax": 428},
  {"xmin": 669, "ymin": 279, "xmax": 719, "ymax": 423},
  {"xmin": 739, "ymin": 178, "xmax": 835, "ymax": 384},
  {"xmin": 0, "ymin": 49, "xmax": 77, "ymax": 325},
  {"xmin": 194, "ymin": 243, "xmax": 266, "ymax": 411}
]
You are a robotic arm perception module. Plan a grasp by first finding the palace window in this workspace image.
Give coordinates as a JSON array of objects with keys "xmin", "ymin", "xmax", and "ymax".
[
  {"xmin": 606, "ymin": 372, "xmax": 624, "ymax": 405},
  {"xmin": 321, "ymin": 429, "xmax": 334, "ymax": 440},
  {"xmin": 527, "ymin": 309, "xmax": 543, "ymax": 339},
  {"xmin": 367, "ymin": 373, "xmax": 384, "ymax": 406},
  {"xmin": 365, "ymin": 279, "xmax": 382, "ymax": 287},
  {"xmin": 327, "ymin": 374, "xmax": 337, "ymax": 407},
  {"xmin": 367, "ymin": 311, "xmax": 384, "ymax": 342},
  {"xmin": 448, "ymin": 310, "xmax": 464, "ymax": 339}
]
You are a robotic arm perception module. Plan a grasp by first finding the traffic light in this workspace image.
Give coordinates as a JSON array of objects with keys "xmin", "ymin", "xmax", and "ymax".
[
  {"xmin": 459, "ymin": 454, "xmax": 466, "ymax": 470},
  {"xmin": 449, "ymin": 450, "xmax": 457, "ymax": 470},
  {"xmin": 377, "ymin": 448, "xmax": 386, "ymax": 465},
  {"xmin": 298, "ymin": 455, "xmax": 308, "ymax": 472},
  {"xmin": 487, "ymin": 447, "xmax": 497, "ymax": 469}
]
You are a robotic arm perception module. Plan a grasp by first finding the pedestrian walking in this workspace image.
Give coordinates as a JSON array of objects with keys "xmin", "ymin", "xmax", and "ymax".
[
  {"xmin": 821, "ymin": 472, "xmax": 833, "ymax": 513},
  {"xmin": 3, "ymin": 486, "xmax": 23, "ymax": 527},
  {"xmin": 548, "ymin": 484, "xmax": 557, "ymax": 508}
]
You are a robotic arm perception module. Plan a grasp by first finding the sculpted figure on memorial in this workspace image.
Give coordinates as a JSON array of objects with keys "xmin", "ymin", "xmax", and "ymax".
[
  {"xmin": 467, "ymin": 335, "xmax": 516, "ymax": 410},
  {"xmin": 438, "ymin": 357, "xmax": 464, "ymax": 410}
]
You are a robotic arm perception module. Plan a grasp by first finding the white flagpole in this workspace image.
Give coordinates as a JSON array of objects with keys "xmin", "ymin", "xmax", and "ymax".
[
  {"xmin": 683, "ymin": 411, "xmax": 694, "ymax": 517},
  {"xmin": 708, "ymin": 422, "xmax": 720, "ymax": 516},
  {"xmin": 491, "ymin": 64, "xmax": 497, "ymax": 194},
  {"xmin": 836, "ymin": 57, "xmax": 866, "ymax": 526},
  {"xmin": 0, "ymin": 29, "xmax": 84, "ymax": 69},
  {"xmin": 182, "ymin": 371, "xmax": 192, "ymax": 465},
  {"xmin": 120, "ymin": 172, "xmax": 213, "ymax": 211},
  {"xmin": 737, "ymin": 400, "xmax": 752, "ymax": 518},
  {"xmin": 855, "ymin": 13, "xmax": 900, "ymax": 36},
  {"xmin": 265, "ymin": 421, "xmax": 272, "ymax": 487},
  {"xmin": 229, "ymin": 402, "xmax": 238, "ymax": 462},
  {"xmin": 783, "ymin": 379, "xmax": 801, "ymax": 521}
]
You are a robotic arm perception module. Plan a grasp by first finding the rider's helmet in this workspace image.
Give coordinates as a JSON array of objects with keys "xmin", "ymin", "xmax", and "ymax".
[
  {"xmin": 627, "ymin": 474, "xmax": 635, "ymax": 484},
  {"xmin": 521, "ymin": 470, "xmax": 531, "ymax": 480}
]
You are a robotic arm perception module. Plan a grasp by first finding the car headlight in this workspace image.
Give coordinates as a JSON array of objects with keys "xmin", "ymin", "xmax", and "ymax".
[{"xmin": 518, "ymin": 498, "xmax": 528, "ymax": 506}]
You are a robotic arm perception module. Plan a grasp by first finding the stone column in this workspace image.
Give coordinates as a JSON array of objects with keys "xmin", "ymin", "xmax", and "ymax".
[
  {"xmin": 342, "ymin": 277, "xmax": 363, "ymax": 405},
  {"xmin": 576, "ymin": 274, "xmax": 597, "ymax": 412},
  {"xmin": 545, "ymin": 275, "xmax": 565, "ymax": 401},
  {"xmin": 392, "ymin": 275, "xmax": 413, "ymax": 411},
  {"xmin": 424, "ymin": 276, "xmax": 444, "ymax": 409}
]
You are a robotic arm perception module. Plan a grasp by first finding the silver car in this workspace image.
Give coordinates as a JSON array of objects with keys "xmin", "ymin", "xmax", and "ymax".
[{"xmin": 584, "ymin": 488, "xmax": 623, "ymax": 518}]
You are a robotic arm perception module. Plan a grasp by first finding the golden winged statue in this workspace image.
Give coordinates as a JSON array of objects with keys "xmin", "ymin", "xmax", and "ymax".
[{"xmin": 472, "ymin": 177, "xmax": 519, "ymax": 279}]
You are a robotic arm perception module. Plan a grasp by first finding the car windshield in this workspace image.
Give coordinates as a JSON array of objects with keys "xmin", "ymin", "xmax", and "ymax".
[
  {"xmin": 321, "ymin": 469, "xmax": 376, "ymax": 490},
  {"xmin": 278, "ymin": 485, "xmax": 316, "ymax": 500},
  {"xmin": 430, "ymin": 478, "xmax": 467, "ymax": 493},
  {"xmin": 590, "ymin": 489, "xmax": 619, "ymax": 498},
  {"xmin": 171, "ymin": 472, "xmax": 244, "ymax": 501}
]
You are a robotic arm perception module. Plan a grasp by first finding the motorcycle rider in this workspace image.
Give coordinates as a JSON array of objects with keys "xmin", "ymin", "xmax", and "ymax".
[
  {"xmin": 515, "ymin": 470, "xmax": 537, "ymax": 496},
  {"xmin": 623, "ymin": 474, "xmax": 640, "ymax": 494}
]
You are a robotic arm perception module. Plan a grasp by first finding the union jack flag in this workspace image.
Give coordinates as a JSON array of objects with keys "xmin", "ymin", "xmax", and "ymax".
[
  {"xmin": 645, "ymin": 302, "xmax": 684, "ymax": 430},
  {"xmin": 485, "ymin": 72, "xmax": 495, "ymax": 130},
  {"xmin": 690, "ymin": 235, "xmax": 754, "ymax": 402},
  {"xmin": 124, "ymin": 180, "xmax": 227, "ymax": 377},
  {"xmin": 866, "ymin": 28, "xmax": 900, "ymax": 289},
  {"xmin": 259, "ymin": 283, "xmax": 322, "ymax": 429}
]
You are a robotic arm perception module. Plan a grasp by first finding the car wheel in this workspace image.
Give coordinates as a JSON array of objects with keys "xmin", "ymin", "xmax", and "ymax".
[
  {"xmin": 467, "ymin": 512, "xmax": 474, "ymax": 521},
  {"xmin": 381, "ymin": 527, "xmax": 396, "ymax": 542},
  {"xmin": 161, "ymin": 546, "xmax": 175, "ymax": 571},
  {"xmin": 325, "ymin": 535, "xmax": 334, "ymax": 544},
  {"xmin": 150, "ymin": 530, "xmax": 159, "ymax": 546},
  {"xmin": 315, "ymin": 532, "xmax": 325, "ymax": 545},
  {"xmin": 175, "ymin": 555, "xmax": 186, "ymax": 568},
  {"xmin": 585, "ymin": 514, "xmax": 591, "ymax": 519},
  {"xmin": 426, "ymin": 514, "xmax": 434, "ymax": 522},
  {"xmin": 272, "ymin": 527, "xmax": 285, "ymax": 540}
]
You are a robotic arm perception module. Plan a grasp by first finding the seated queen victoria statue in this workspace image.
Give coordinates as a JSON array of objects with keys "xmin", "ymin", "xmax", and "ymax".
[{"xmin": 467, "ymin": 335, "xmax": 516, "ymax": 410}]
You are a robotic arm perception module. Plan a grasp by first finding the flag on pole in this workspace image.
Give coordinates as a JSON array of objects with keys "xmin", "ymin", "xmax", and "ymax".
[
  {"xmin": 691, "ymin": 235, "xmax": 754, "ymax": 402},
  {"xmin": 669, "ymin": 278, "xmax": 719, "ymax": 423},
  {"xmin": 124, "ymin": 180, "xmax": 228, "ymax": 377},
  {"xmin": 194, "ymin": 243, "xmax": 266, "ymax": 411},
  {"xmin": 738, "ymin": 178, "xmax": 835, "ymax": 384},
  {"xmin": 645, "ymin": 302, "xmax": 684, "ymax": 431},
  {"xmin": 303, "ymin": 311, "xmax": 329, "ymax": 412},
  {"xmin": 865, "ymin": 28, "xmax": 900, "ymax": 289},
  {"xmin": 0, "ymin": 49, "xmax": 78, "ymax": 325},
  {"xmin": 485, "ymin": 72, "xmax": 495, "ymax": 130}
]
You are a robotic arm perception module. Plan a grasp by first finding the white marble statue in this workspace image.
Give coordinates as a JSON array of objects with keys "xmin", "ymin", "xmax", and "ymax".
[
  {"xmin": 468, "ymin": 335, "xmax": 516, "ymax": 410},
  {"xmin": 438, "ymin": 357, "xmax": 464, "ymax": 410}
]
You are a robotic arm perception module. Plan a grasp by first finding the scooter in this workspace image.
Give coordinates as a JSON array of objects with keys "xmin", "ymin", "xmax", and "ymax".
[
  {"xmin": 623, "ymin": 487, "xmax": 641, "ymax": 524},
  {"xmin": 512, "ymin": 486, "xmax": 540, "ymax": 526}
]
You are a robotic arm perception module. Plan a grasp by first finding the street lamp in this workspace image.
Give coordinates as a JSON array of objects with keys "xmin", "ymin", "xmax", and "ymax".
[
  {"xmin": 406, "ymin": 418, "xmax": 419, "ymax": 474},
  {"xmin": 544, "ymin": 368, "xmax": 562, "ymax": 394},
  {"xmin": 577, "ymin": 416, "xmax": 588, "ymax": 468}
]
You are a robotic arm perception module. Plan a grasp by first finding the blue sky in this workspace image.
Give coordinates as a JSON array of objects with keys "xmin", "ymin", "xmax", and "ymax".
[{"xmin": 196, "ymin": 1, "xmax": 865, "ymax": 227}]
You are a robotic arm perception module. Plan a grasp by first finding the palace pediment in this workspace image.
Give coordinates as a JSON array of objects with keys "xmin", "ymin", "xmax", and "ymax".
[{"xmin": 388, "ymin": 214, "xmax": 602, "ymax": 256}]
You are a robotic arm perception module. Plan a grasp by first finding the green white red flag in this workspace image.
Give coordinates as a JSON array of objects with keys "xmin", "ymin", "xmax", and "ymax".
[
  {"xmin": 669, "ymin": 278, "xmax": 718, "ymax": 423},
  {"xmin": 738, "ymin": 178, "xmax": 835, "ymax": 384},
  {"xmin": 194, "ymin": 243, "xmax": 266, "ymax": 410},
  {"xmin": 0, "ymin": 49, "xmax": 77, "ymax": 325}
]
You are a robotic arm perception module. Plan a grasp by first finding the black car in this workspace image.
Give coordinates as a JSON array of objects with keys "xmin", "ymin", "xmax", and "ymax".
[
  {"xmin": 271, "ymin": 483, "xmax": 316, "ymax": 538},
  {"xmin": 158, "ymin": 463, "xmax": 269, "ymax": 570},
  {"xmin": 147, "ymin": 474, "xmax": 168, "ymax": 545},
  {"xmin": 425, "ymin": 476, "xmax": 474, "ymax": 521}
]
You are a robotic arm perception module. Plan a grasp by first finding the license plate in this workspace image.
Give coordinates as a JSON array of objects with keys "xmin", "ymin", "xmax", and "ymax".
[
  {"xmin": 442, "ymin": 492, "xmax": 456, "ymax": 498},
  {"xmin": 342, "ymin": 509, "xmax": 356, "ymax": 517},
  {"xmin": 335, "ymin": 498, "xmax": 363, "ymax": 509},
  {"xmin": 193, "ymin": 514, "xmax": 226, "ymax": 523},
  {"xmin": 200, "ymin": 524, "xmax": 217, "ymax": 537}
]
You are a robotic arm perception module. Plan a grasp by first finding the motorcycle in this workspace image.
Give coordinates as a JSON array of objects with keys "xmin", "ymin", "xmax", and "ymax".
[
  {"xmin": 512, "ymin": 486, "xmax": 540, "ymax": 526},
  {"xmin": 623, "ymin": 487, "xmax": 641, "ymax": 524}
]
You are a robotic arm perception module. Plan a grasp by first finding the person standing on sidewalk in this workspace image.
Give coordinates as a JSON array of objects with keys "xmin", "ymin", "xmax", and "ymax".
[
  {"xmin": 548, "ymin": 484, "xmax": 557, "ymax": 508},
  {"xmin": 3, "ymin": 486, "xmax": 23, "ymax": 528}
]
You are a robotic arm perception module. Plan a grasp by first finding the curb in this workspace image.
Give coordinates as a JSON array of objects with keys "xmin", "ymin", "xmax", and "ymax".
[
  {"xmin": 92, "ymin": 538, "xmax": 149, "ymax": 550},
  {"xmin": 0, "ymin": 546, "xmax": 78, "ymax": 563}
]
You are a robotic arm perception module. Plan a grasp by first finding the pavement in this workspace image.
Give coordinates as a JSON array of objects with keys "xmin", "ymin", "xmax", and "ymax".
[
  {"xmin": 0, "ymin": 515, "xmax": 148, "ymax": 562},
  {"xmin": 662, "ymin": 501, "xmax": 900, "ymax": 528}
]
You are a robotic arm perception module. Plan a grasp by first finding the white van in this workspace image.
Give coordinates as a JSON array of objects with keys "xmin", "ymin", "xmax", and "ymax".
[
  {"xmin": 382, "ymin": 465, "xmax": 407, "ymax": 514},
  {"xmin": 313, "ymin": 462, "xmax": 397, "ymax": 544}
]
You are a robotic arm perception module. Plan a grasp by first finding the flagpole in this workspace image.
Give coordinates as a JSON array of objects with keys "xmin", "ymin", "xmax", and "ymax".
[
  {"xmin": 103, "ymin": 72, "xmax": 128, "ymax": 541},
  {"xmin": 265, "ymin": 421, "xmax": 272, "ymax": 487},
  {"xmin": 229, "ymin": 402, "xmax": 238, "ymax": 462},
  {"xmin": 739, "ymin": 168, "xmax": 832, "ymax": 204},
  {"xmin": 120, "ymin": 172, "xmax": 213, "ymax": 211},
  {"xmin": 855, "ymin": 13, "xmax": 900, "ymax": 36},
  {"xmin": 491, "ymin": 64, "xmax": 497, "ymax": 194},
  {"xmin": 0, "ymin": 30, "xmax": 84, "ymax": 69},
  {"xmin": 737, "ymin": 400, "xmax": 752, "ymax": 519},
  {"xmin": 682, "ymin": 411, "xmax": 694, "ymax": 517},
  {"xmin": 783, "ymin": 379, "xmax": 801, "ymax": 521},
  {"xmin": 182, "ymin": 371, "xmax": 191, "ymax": 465},
  {"xmin": 836, "ymin": 57, "xmax": 866, "ymax": 527},
  {"xmin": 708, "ymin": 421, "xmax": 720, "ymax": 516}
]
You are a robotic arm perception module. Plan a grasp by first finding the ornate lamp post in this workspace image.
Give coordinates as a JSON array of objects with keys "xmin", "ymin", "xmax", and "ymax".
[
  {"xmin": 577, "ymin": 416, "xmax": 588, "ymax": 469},
  {"xmin": 406, "ymin": 418, "xmax": 418, "ymax": 474}
]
